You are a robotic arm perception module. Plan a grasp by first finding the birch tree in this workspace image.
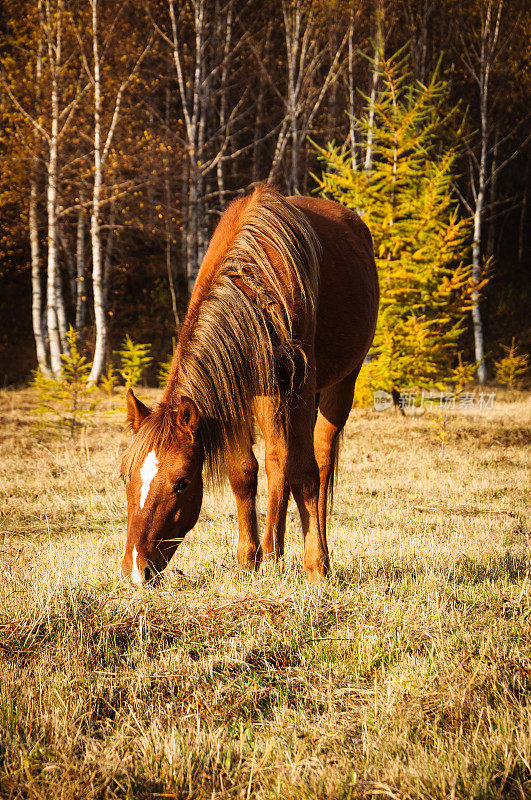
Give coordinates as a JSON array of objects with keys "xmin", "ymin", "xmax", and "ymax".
[
  {"xmin": 347, "ymin": 5, "xmax": 359, "ymax": 171},
  {"xmin": 1, "ymin": 0, "xmax": 84, "ymax": 377},
  {"xmin": 151, "ymin": 0, "xmax": 248, "ymax": 294},
  {"xmin": 260, "ymin": 0, "xmax": 348, "ymax": 193},
  {"xmin": 458, "ymin": 0, "xmax": 529, "ymax": 384},
  {"xmin": 364, "ymin": 0, "xmax": 383, "ymax": 172},
  {"xmin": 29, "ymin": 2, "xmax": 51, "ymax": 375},
  {"xmin": 84, "ymin": 0, "xmax": 151, "ymax": 385}
]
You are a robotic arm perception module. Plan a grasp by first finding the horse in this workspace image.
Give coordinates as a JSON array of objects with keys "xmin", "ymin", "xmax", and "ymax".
[{"xmin": 120, "ymin": 184, "xmax": 379, "ymax": 586}]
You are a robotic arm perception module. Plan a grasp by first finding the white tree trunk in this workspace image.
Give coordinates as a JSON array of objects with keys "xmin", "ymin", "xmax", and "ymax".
[
  {"xmin": 470, "ymin": 78, "xmax": 488, "ymax": 385},
  {"xmin": 45, "ymin": 0, "xmax": 63, "ymax": 378},
  {"xmin": 29, "ymin": 0, "xmax": 51, "ymax": 376},
  {"xmin": 471, "ymin": 190, "xmax": 487, "ymax": 384},
  {"xmin": 283, "ymin": 3, "xmax": 301, "ymax": 195},
  {"xmin": 168, "ymin": 0, "xmax": 203, "ymax": 296},
  {"xmin": 88, "ymin": 0, "xmax": 106, "ymax": 385},
  {"xmin": 275, "ymin": 1, "xmax": 344, "ymax": 191},
  {"xmin": 348, "ymin": 9, "xmax": 357, "ymax": 171},
  {"xmin": 45, "ymin": 142, "xmax": 61, "ymax": 379},
  {"xmin": 466, "ymin": 0, "xmax": 503, "ymax": 386},
  {"xmin": 364, "ymin": 18, "xmax": 381, "ymax": 172},
  {"xmin": 86, "ymin": 0, "xmax": 150, "ymax": 381},
  {"xmin": 30, "ymin": 174, "xmax": 51, "ymax": 376}
]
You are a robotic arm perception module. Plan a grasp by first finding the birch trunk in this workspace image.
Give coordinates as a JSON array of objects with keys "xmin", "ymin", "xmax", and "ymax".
[
  {"xmin": 465, "ymin": 0, "xmax": 503, "ymax": 386},
  {"xmin": 471, "ymin": 186, "xmax": 487, "ymax": 384},
  {"xmin": 30, "ymin": 174, "xmax": 50, "ymax": 375},
  {"xmin": 86, "ymin": 0, "xmax": 150, "ymax": 381},
  {"xmin": 348, "ymin": 9, "xmax": 357, "ymax": 171},
  {"xmin": 29, "ymin": 0, "xmax": 50, "ymax": 375},
  {"xmin": 45, "ymin": 0, "xmax": 63, "ymax": 378},
  {"xmin": 471, "ymin": 91, "xmax": 488, "ymax": 385},
  {"xmin": 364, "ymin": 12, "xmax": 381, "ymax": 173},
  {"xmin": 278, "ymin": 1, "xmax": 345, "ymax": 192},
  {"xmin": 283, "ymin": 3, "xmax": 301, "ymax": 195},
  {"xmin": 88, "ymin": 0, "xmax": 106, "ymax": 385},
  {"xmin": 45, "ymin": 143, "xmax": 61, "ymax": 380},
  {"xmin": 168, "ymin": 0, "xmax": 201, "ymax": 296}
]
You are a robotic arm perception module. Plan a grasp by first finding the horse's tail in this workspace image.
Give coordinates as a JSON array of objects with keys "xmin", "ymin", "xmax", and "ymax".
[{"xmin": 326, "ymin": 429, "xmax": 343, "ymax": 514}]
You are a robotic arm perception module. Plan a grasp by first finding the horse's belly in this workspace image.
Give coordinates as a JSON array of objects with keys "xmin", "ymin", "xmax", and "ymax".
[
  {"xmin": 314, "ymin": 285, "xmax": 376, "ymax": 391},
  {"xmin": 289, "ymin": 197, "xmax": 378, "ymax": 392}
]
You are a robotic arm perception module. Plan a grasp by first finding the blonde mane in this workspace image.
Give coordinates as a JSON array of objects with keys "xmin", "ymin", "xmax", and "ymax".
[{"xmin": 125, "ymin": 185, "xmax": 321, "ymax": 485}]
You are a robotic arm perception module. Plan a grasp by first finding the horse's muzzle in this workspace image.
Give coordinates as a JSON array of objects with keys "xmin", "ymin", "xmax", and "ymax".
[{"xmin": 120, "ymin": 563, "xmax": 162, "ymax": 588}]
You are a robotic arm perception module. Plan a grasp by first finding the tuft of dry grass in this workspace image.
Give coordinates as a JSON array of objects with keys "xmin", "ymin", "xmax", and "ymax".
[{"xmin": 0, "ymin": 387, "xmax": 529, "ymax": 799}]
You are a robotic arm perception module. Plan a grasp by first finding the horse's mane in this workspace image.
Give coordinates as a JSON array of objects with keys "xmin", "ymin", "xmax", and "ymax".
[{"xmin": 124, "ymin": 184, "xmax": 321, "ymax": 486}]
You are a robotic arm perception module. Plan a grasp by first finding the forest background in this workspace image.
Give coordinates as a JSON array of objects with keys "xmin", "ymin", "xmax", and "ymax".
[{"xmin": 0, "ymin": 0, "xmax": 529, "ymax": 388}]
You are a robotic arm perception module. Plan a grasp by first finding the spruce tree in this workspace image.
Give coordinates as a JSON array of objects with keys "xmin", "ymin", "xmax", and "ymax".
[{"xmin": 315, "ymin": 49, "xmax": 476, "ymax": 399}]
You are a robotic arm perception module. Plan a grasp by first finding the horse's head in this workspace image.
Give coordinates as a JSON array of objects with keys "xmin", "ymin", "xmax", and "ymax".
[{"xmin": 120, "ymin": 389, "xmax": 204, "ymax": 586}]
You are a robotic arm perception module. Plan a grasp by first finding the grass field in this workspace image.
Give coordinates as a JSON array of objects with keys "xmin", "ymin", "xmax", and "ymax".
[{"xmin": 0, "ymin": 386, "xmax": 529, "ymax": 800}]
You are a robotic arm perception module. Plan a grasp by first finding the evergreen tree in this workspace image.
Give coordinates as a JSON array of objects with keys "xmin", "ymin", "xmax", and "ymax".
[
  {"xmin": 115, "ymin": 335, "xmax": 152, "ymax": 389},
  {"xmin": 33, "ymin": 326, "xmax": 96, "ymax": 436},
  {"xmin": 315, "ymin": 49, "xmax": 477, "ymax": 398}
]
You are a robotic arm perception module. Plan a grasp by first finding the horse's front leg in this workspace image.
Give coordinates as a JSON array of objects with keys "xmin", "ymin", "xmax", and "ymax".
[
  {"xmin": 227, "ymin": 442, "xmax": 260, "ymax": 569},
  {"xmin": 255, "ymin": 398, "xmax": 290, "ymax": 562}
]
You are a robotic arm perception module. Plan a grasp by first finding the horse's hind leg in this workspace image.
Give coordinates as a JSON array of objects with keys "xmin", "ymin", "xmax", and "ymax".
[
  {"xmin": 313, "ymin": 368, "xmax": 360, "ymax": 558},
  {"xmin": 227, "ymin": 440, "xmax": 260, "ymax": 569}
]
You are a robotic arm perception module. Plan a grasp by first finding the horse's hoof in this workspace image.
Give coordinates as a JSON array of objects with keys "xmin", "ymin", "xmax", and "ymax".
[{"xmin": 236, "ymin": 549, "xmax": 261, "ymax": 571}]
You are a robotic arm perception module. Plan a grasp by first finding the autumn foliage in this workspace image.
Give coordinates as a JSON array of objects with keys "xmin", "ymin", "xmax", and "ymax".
[
  {"xmin": 0, "ymin": 0, "xmax": 529, "ymax": 385},
  {"xmin": 316, "ymin": 50, "xmax": 478, "ymax": 397}
]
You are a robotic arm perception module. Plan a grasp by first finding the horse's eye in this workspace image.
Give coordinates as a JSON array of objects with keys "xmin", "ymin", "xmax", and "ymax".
[{"xmin": 174, "ymin": 478, "xmax": 189, "ymax": 493}]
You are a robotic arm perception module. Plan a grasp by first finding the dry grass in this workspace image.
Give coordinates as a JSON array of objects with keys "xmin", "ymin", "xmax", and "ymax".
[{"xmin": 0, "ymin": 386, "xmax": 529, "ymax": 800}]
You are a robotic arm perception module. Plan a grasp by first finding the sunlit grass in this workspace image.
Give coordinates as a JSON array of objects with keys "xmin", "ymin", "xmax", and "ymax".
[{"xmin": 0, "ymin": 387, "xmax": 529, "ymax": 799}]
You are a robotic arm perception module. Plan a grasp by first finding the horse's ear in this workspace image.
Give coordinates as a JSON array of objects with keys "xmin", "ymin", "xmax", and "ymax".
[
  {"xmin": 177, "ymin": 396, "xmax": 200, "ymax": 439},
  {"xmin": 126, "ymin": 388, "xmax": 150, "ymax": 433}
]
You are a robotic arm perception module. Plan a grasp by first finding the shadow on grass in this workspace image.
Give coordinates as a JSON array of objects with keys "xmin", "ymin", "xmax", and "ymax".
[{"xmin": 331, "ymin": 548, "xmax": 530, "ymax": 588}]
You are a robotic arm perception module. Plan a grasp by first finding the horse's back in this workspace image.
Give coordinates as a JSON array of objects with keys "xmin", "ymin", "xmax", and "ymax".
[{"xmin": 290, "ymin": 196, "xmax": 379, "ymax": 391}]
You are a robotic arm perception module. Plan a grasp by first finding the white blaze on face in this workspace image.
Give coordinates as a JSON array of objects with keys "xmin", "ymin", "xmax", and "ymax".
[
  {"xmin": 131, "ymin": 545, "xmax": 143, "ymax": 586},
  {"xmin": 139, "ymin": 449, "xmax": 159, "ymax": 509}
]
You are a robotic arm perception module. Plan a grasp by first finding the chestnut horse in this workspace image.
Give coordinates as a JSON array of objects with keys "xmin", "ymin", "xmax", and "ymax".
[{"xmin": 120, "ymin": 184, "xmax": 378, "ymax": 586}]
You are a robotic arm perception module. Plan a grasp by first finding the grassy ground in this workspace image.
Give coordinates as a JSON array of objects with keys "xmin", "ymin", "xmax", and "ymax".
[{"xmin": 0, "ymin": 386, "xmax": 529, "ymax": 800}]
